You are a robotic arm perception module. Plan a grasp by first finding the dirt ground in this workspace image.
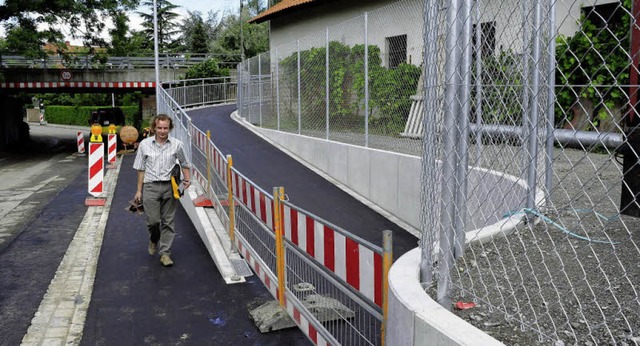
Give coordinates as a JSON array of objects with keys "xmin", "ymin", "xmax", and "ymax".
[{"xmin": 440, "ymin": 147, "xmax": 640, "ymax": 345}]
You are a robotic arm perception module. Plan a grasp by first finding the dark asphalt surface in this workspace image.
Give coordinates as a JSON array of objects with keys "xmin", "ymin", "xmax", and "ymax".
[
  {"xmin": 187, "ymin": 104, "xmax": 418, "ymax": 257},
  {"xmin": 81, "ymin": 154, "xmax": 310, "ymax": 346},
  {"xmin": 0, "ymin": 104, "xmax": 418, "ymax": 346},
  {"xmin": 0, "ymin": 164, "xmax": 88, "ymax": 346},
  {"xmin": 0, "ymin": 129, "xmax": 88, "ymax": 346}
]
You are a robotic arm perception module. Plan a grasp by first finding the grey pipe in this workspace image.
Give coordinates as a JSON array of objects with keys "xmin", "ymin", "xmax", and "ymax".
[{"xmin": 468, "ymin": 123, "xmax": 623, "ymax": 150}]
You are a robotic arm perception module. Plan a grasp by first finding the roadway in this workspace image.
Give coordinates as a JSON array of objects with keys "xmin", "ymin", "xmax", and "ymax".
[{"xmin": 0, "ymin": 104, "xmax": 418, "ymax": 345}]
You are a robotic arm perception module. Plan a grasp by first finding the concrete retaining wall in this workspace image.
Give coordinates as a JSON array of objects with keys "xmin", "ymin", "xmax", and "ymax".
[{"xmin": 246, "ymin": 123, "xmax": 528, "ymax": 234}]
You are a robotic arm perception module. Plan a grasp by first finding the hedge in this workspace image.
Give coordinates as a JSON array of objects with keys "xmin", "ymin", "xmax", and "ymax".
[{"xmin": 43, "ymin": 106, "xmax": 139, "ymax": 127}]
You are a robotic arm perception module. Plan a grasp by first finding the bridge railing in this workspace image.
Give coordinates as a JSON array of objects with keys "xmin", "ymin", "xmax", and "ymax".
[
  {"xmin": 0, "ymin": 52, "xmax": 239, "ymax": 70},
  {"xmin": 164, "ymin": 77, "xmax": 238, "ymax": 109}
]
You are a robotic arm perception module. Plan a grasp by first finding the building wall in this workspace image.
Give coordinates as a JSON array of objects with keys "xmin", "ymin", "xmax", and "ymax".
[{"xmin": 267, "ymin": 0, "xmax": 623, "ymax": 66}]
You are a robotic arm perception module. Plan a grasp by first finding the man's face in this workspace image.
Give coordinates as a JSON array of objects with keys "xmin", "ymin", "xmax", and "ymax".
[{"xmin": 155, "ymin": 119, "xmax": 170, "ymax": 141}]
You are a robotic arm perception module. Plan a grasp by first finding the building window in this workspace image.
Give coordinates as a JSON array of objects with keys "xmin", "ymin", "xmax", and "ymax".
[
  {"xmin": 386, "ymin": 34, "xmax": 407, "ymax": 69},
  {"xmin": 472, "ymin": 21, "xmax": 496, "ymax": 59}
]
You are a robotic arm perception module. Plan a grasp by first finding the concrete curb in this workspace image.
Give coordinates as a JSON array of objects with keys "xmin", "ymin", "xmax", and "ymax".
[{"xmin": 21, "ymin": 154, "xmax": 121, "ymax": 346}]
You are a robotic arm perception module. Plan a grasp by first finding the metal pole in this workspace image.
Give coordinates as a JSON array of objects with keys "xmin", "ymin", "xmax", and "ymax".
[
  {"xmin": 526, "ymin": 0, "xmax": 543, "ymax": 209},
  {"xmin": 203, "ymin": 78, "xmax": 206, "ymax": 105},
  {"xmin": 454, "ymin": 0, "xmax": 472, "ymax": 258},
  {"xmin": 273, "ymin": 186, "xmax": 286, "ymax": 306},
  {"xmin": 326, "ymin": 26, "xmax": 330, "ymax": 141},
  {"xmin": 248, "ymin": 59, "xmax": 252, "ymax": 123},
  {"xmin": 545, "ymin": 0, "xmax": 557, "ymax": 199},
  {"xmin": 438, "ymin": 0, "xmax": 462, "ymax": 310},
  {"xmin": 474, "ymin": 0, "xmax": 484, "ymax": 167},
  {"xmin": 364, "ymin": 12, "xmax": 370, "ymax": 148},
  {"xmin": 276, "ymin": 48, "xmax": 281, "ymax": 131},
  {"xmin": 239, "ymin": 0, "xmax": 245, "ymax": 61},
  {"xmin": 419, "ymin": 0, "xmax": 441, "ymax": 289},
  {"xmin": 381, "ymin": 230, "xmax": 393, "ymax": 346},
  {"xmin": 153, "ymin": 0, "xmax": 160, "ymax": 114},
  {"xmin": 227, "ymin": 155, "xmax": 236, "ymax": 244},
  {"xmin": 259, "ymin": 54, "xmax": 263, "ymax": 127},
  {"xmin": 297, "ymin": 39, "xmax": 301, "ymax": 135},
  {"xmin": 521, "ymin": 0, "xmax": 533, "ymax": 203}
]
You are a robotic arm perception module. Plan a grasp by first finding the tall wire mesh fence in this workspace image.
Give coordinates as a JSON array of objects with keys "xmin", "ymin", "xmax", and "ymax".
[{"xmin": 237, "ymin": 0, "xmax": 640, "ymax": 343}]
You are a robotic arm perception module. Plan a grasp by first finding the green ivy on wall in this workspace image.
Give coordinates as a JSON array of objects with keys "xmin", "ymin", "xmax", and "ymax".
[
  {"xmin": 279, "ymin": 41, "xmax": 421, "ymax": 135},
  {"xmin": 555, "ymin": 0, "xmax": 631, "ymax": 127}
]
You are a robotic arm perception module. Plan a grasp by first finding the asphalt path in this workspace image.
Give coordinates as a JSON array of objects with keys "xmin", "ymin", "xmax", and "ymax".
[
  {"xmin": 186, "ymin": 105, "xmax": 418, "ymax": 257},
  {"xmin": 80, "ymin": 155, "xmax": 310, "ymax": 345}
]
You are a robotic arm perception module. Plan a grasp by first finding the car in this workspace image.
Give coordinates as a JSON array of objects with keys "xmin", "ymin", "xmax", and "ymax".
[{"xmin": 88, "ymin": 107, "xmax": 127, "ymax": 148}]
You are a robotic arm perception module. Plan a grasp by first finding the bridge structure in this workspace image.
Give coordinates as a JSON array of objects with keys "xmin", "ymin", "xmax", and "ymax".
[{"xmin": 0, "ymin": 53, "xmax": 238, "ymax": 149}]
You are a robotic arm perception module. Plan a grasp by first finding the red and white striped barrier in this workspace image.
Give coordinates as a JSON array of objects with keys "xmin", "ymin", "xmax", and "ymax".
[
  {"xmin": 0, "ymin": 81, "xmax": 156, "ymax": 89},
  {"xmin": 232, "ymin": 171, "xmax": 273, "ymax": 229},
  {"xmin": 235, "ymin": 235, "xmax": 332, "ymax": 346},
  {"xmin": 281, "ymin": 204, "xmax": 383, "ymax": 308},
  {"xmin": 77, "ymin": 132, "xmax": 85, "ymax": 154},
  {"xmin": 230, "ymin": 169, "xmax": 382, "ymax": 307},
  {"xmin": 107, "ymin": 134, "xmax": 117, "ymax": 165},
  {"xmin": 88, "ymin": 142, "xmax": 104, "ymax": 197}
]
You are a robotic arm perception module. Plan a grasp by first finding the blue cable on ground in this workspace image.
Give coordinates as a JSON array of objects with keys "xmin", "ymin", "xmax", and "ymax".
[{"xmin": 504, "ymin": 208, "xmax": 619, "ymax": 245}]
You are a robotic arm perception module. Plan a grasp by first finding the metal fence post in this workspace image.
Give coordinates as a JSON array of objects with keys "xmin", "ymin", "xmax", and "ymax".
[
  {"xmin": 381, "ymin": 230, "xmax": 393, "ymax": 346},
  {"xmin": 364, "ymin": 12, "xmax": 370, "ymax": 148},
  {"xmin": 248, "ymin": 59, "xmax": 253, "ymax": 124},
  {"xmin": 259, "ymin": 54, "xmax": 263, "ymax": 127},
  {"xmin": 276, "ymin": 48, "xmax": 281, "ymax": 131},
  {"xmin": 545, "ymin": 0, "xmax": 557, "ymax": 200},
  {"xmin": 525, "ymin": 0, "xmax": 544, "ymax": 210},
  {"xmin": 420, "ymin": 0, "xmax": 441, "ymax": 288},
  {"xmin": 273, "ymin": 186, "xmax": 286, "ymax": 306},
  {"xmin": 454, "ymin": 0, "xmax": 472, "ymax": 258},
  {"xmin": 438, "ymin": 0, "xmax": 463, "ymax": 310},
  {"xmin": 297, "ymin": 40, "xmax": 302, "ymax": 135},
  {"xmin": 227, "ymin": 155, "xmax": 236, "ymax": 244},
  {"xmin": 202, "ymin": 78, "xmax": 205, "ymax": 105},
  {"xmin": 326, "ymin": 26, "xmax": 330, "ymax": 141}
]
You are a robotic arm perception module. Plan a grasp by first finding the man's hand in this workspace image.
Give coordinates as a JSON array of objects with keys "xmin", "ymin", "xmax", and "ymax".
[
  {"xmin": 182, "ymin": 180, "xmax": 191, "ymax": 189},
  {"xmin": 134, "ymin": 191, "xmax": 142, "ymax": 204}
]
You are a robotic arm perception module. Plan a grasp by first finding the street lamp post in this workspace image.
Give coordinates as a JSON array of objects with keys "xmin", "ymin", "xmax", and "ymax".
[{"xmin": 153, "ymin": 0, "xmax": 160, "ymax": 114}]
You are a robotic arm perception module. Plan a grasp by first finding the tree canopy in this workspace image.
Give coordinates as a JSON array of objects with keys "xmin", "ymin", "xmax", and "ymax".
[{"xmin": 0, "ymin": 0, "xmax": 140, "ymax": 57}]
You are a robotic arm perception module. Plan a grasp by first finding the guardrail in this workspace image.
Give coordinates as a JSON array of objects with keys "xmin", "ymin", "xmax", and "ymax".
[
  {"xmin": 0, "ymin": 53, "xmax": 240, "ymax": 69},
  {"xmin": 158, "ymin": 82, "xmax": 393, "ymax": 345}
]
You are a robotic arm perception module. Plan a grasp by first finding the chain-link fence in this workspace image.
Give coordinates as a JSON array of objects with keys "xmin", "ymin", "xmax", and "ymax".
[{"xmin": 237, "ymin": 0, "xmax": 640, "ymax": 343}]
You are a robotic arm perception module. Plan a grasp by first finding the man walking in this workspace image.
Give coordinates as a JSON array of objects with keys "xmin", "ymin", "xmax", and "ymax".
[{"xmin": 133, "ymin": 114, "xmax": 191, "ymax": 267}]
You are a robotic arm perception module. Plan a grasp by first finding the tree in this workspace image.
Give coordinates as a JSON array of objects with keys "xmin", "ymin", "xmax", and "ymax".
[
  {"xmin": 0, "ymin": 0, "xmax": 140, "ymax": 56},
  {"xmin": 137, "ymin": 0, "xmax": 181, "ymax": 52},
  {"xmin": 178, "ymin": 11, "xmax": 220, "ymax": 54},
  {"xmin": 209, "ymin": 0, "xmax": 268, "ymax": 61}
]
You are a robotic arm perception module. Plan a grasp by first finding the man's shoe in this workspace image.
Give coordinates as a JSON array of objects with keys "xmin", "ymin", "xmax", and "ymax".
[
  {"xmin": 148, "ymin": 242, "xmax": 157, "ymax": 255},
  {"xmin": 160, "ymin": 254, "xmax": 174, "ymax": 267}
]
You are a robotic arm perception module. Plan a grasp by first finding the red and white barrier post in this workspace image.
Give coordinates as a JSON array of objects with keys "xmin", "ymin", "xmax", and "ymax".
[
  {"xmin": 77, "ymin": 131, "xmax": 85, "ymax": 154},
  {"xmin": 86, "ymin": 124, "xmax": 106, "ymax": 206},
  {"xmin": 107, "ymin": 124, "xmax": 117, "ymax": 168}
]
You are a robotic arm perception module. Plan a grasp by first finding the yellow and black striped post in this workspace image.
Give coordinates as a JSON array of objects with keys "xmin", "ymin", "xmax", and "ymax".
[{"xmin": 227, "ymin": 155, "xmax": 235, "ymax": 243}]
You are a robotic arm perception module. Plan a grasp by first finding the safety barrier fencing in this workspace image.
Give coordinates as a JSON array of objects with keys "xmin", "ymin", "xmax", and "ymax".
[
  {"xmin": 165, "ymin": 77, "xmax": 238, "ymax": 109},
  {"xmin": 158, "ymin": 85, "xmax": 392, "ymax": 345}
]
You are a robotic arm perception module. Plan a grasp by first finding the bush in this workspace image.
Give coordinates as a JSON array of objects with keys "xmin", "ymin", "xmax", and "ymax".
[{"xmin": 44, "ymin": 106, "xmax": 139, "ymax": 127}]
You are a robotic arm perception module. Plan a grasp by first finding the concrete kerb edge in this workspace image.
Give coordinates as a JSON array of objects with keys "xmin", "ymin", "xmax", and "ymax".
[
  {"xmin": 180, "ymin": 181, "xmax": 246, "ymax": 284},
  {"xmin": 388, "ymin": 248, "xmax": 505, "ymax": 346},
  {"xmin": 229, "ymin": 111, "xmax": 421, "ymax": 239},
  {"xmin": 21, "ymin": 153, "xmax": 122, "ymax": 346}
]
